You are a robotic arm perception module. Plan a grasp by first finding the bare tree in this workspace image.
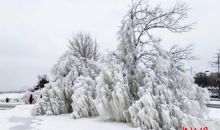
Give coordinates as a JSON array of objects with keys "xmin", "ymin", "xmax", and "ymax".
[
  {"xmin": 131, "ymin": 0, "xmax": 193, "ymax": 61},
  {"xmin": 117, "ymin": 0, "xmax": 193, "ymax": 101},
  {"xmin": 69, "ymin": 33, "xmax": 99, "ymax": 60},
  {"xmin": 168, "ymin": 44, "xmax": 194, "ymax": 61}
]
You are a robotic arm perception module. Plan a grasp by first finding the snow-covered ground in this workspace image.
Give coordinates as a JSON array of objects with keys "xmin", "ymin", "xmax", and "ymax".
[
  {"xmin": 0, "ymin": 93, "xmax": 25, "ymax": 99},
  {"xmin": 1, "ymin": 97, "xmax": 220, "ymax": 130},
  {"xmin": 0, "ymin": 104, "xmax": 220, "ymax": 130},
  {"xmin": 0, "ymin": 92, "xmax": 25, "ymax": 103},
  {"xmin": 209, "ymin": 100, "xmax": 220, "ymax": 105},
  {"xmin": 0, "ymin": 105, "xmax": 140, "ymax": 130},
  {"xmin": 209, "ymin": 108, "xmax": 220, "ymax": 121}
]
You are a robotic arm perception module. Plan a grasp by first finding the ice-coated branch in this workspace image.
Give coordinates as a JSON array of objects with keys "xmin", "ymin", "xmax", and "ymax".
[
  {"xmin": 126, "ymin": 0, "xmax": 194, "ymax": 45},
  {"xmin": 168, "ymin": 44, "xmax": 195, "ymax": 62}
]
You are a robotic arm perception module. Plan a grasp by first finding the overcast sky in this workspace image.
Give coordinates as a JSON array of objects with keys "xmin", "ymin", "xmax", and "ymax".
[{"xmin": 0, "ymin": 0, "xmax": 219, "ymax": 91}]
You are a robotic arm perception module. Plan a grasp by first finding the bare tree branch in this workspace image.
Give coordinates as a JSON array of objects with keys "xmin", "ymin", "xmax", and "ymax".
[
  {"xmin": 168, "ymin": 44, "xmax": 196, "ymax": 63},
  {"xmin": 68, "ymin": 32, "xmax": 99, "ymax": 60},
  {"xmin": 118, "ymin": 0, "xmax": 194, "ymax": 66},
  {"xmin": 127, "ymin": 0, "xmax": 194, "ymax": 45}
]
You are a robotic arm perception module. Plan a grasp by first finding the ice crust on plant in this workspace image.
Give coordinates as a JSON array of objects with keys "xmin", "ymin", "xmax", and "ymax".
[
  {"xmin": 32, "ymin": 51, "xmax": 100, "ymax": 117},
  {"xmin": 31, "ymin": 0, "xmax": 219, "ymax": 128},
  {"xmin": 95, "ymin": 54, "xmax": 131, "ymax": 122},
  {"xmin": 93, "ymin": 7, "xmax": 214, "ymax": 128},
  {"xmin": 31, "ymin": 47, "xmax": 220, "ymax": 129},
  {"xmin": 32, "ymin": 47, "xmax": 215, "ymax": 129},
  {"xmin": 71, "ymin": 76, "xmax": 98, "ymax": 118},
  {"xmin": 94, "ymin": 48, "xmax": 213, "ymax": 129},
  {"xmin": 128, "ymin": 49, "xmax": 210, "ymax": 129},
  {"xmin": 32, "ymin": 81, "xmax": 72, "ymax": 115}
]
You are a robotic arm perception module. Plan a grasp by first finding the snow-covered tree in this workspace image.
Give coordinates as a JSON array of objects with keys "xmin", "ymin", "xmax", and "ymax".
[
  {"xmin": 95, "ymin": 0, "xmax": 218, "ymax": 129},
  {"xmin": 116, "ymin": 0, "xmax": 193, "ymax": 102},
  {"xmin": 32, "ymin": 35, "xmax": 100, "ymax": 116},
  {"xmin": 32, "ymin": 1, "xmax": 220, "ymax": 129},
  {"xmin": 95, "ymin": 46, "xmax": 217, "ymax": 129},
  {"xmin": 128, "ymin": 46, "xmax": 211, "ymax": 129}
]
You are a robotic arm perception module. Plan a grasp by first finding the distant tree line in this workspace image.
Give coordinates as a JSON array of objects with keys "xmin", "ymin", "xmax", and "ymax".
[
  {"xmin": 194, "ymin": 49, "xmax": 220, "ymax": 89},
  {"xmin": 194, "ymin": 72, "xmax": 220, "ymax": 88}
]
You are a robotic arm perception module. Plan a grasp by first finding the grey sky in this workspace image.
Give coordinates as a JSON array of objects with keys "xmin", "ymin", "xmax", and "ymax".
[{"xmin": 0, "ymin": 0, "xmax": 219, "ymax": 91}]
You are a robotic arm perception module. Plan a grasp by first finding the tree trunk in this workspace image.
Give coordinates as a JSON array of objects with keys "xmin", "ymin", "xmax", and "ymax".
[{"xmin": 127, "ymin": 62, "xmax": 139, "ymax": 101}]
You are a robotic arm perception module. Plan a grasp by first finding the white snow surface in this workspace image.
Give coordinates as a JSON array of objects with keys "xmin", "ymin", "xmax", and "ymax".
[
  {"xmin": 209, "ymin": 101, "xmax": 220, "ymax": 105},
  {"xmin": 0, "ymin": 93, "xmax": 25, "ymax": 103},
  {"xmin": 209, "ymin": 108, "xmax": 220, "ymax": 121},
  {"xmin": 0, "ymin": 105, "xmax": 140, "ymax": 130},
  {"xmin": 0, "ymin": 93, "xmax": 24, "ymax": 99},
  {"xmin": 0, "ymin": 104, "xmax": 220, "ymax": 130}
]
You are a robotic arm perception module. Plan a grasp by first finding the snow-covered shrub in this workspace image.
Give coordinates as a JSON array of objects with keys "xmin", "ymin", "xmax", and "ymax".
[
  {"xmin": 71, "ymin": 76, "xmax": 98, "ymax": 118},
  {"xmin": 128, "ymin": 48, "xmax": 210, "ymax": 129},
  {"xmin": 95, "ymin": 54, "xmax": 131, "ymax": 122},
  {"xmin": 32, "ymin": 50, "xmax": 100, "ymax": 116},
  {"xmin": 30, "ymin": 0, "xmax": 219, "ymax": 128},
  {"xmin": 51, "ymin": 51, "xmax": 99, "ymax": 81},
  {"xmin": 32, "ymin": 82, "xmax": 72, "ymax": 115},
  {"xmin": 94, "ymin": 47, "xmax": 213, "ymax": 129}
]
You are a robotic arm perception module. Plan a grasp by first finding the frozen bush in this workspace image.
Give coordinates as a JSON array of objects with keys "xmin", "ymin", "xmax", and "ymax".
[
  {"xmin": 32, "ymin": 50, "xmax": 100, "ymax": 116},
  {"xmin": 95, "ymin": 54, "xmax": 131, "ymax": 122},
  {"xmin": 71, "ymin": 76, "xmax": 98, "ymax": 118}
]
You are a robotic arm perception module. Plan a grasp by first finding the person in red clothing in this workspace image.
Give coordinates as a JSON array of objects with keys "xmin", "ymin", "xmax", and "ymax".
[{"xmin": 29, "ymin": 94, "xmax": 34, "ymax": 104}]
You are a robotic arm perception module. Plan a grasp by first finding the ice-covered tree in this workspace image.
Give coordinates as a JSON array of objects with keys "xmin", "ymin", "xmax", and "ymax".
[
  {"xmin": 128, "ymin": 46, "xmax": 211, "ymax": 129},
  {"xmin": 95, "ymin": 46, "xmax": 219, "ymax": 129},
  {"xmin": 32, "ymin": 34, "xmax": 100, "ymax": 116},
  {"xmin": 116, "ymin": 0, "xmax": 193, "ymax": 101},
  {"xmin": 95, "ymin": 0, "xmax": 219, "ymax": 129},
  {"xmin": 31, "ymin": 1, "xmax": 220, "ymax": 129}
]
